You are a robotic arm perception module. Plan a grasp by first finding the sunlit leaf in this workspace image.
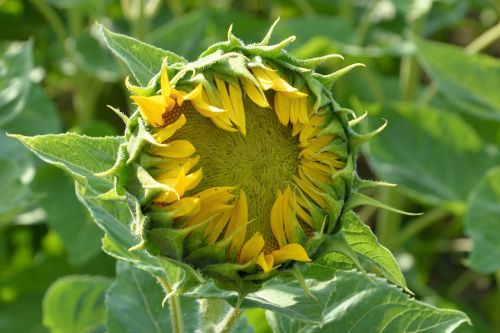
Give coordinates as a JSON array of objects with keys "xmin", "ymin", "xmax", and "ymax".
[
  {"xmin": 341, "ymin": 211, "xmax": 407, "ymax": 290},
  {"xmin": 11, "ymin": 133, "xmax": 122, "ymax": 193},
  {"xmin": 265, "ymin": 269, "xmax": 470, "ymax": 332},
  {"xmin": 101, "ymin": 26, "xmax": 187, "ymax": 86}
]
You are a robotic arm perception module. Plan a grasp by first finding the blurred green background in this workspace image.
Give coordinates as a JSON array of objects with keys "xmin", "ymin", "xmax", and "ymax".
[{"xmin": 1, "ymin": 0, "xmax": 499, "ymax": 332}]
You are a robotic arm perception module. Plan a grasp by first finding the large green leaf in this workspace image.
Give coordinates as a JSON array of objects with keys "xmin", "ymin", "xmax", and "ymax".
[
  {"xmin": 11, "ymin": 133, "xmax": 122, "ymax": 193},
  {"xmin": 188, "ymin": 264, "xmax": 338, "ymax": 324},
  {"xmin": 465, "ymin": 166, "xmax": 500, "ymax": 273},
  {"xmin": 42, "ymin": 276, "xmax": 111, "ymax": 333},
  {"xmin": 74, "ymin": 183, "xmax": 203, "ymax": 292},
  {"xmin": 0, "ymin": 158, "xmax": 33, "ymax": 224},
  {"xmin": 3, "ymin": 84, "xmax": 62, "ymax": 136},
  {"xmin": 414, "ymin": 36, "xmax": 500, "ymax": 120},
  {"xmin": 365, "ymin": 103, "xmax": 499, "ymax": 206},
  {"xmin": 100, "ymin": 26, "xmax": 187, "ymax": 86},
  {"xmin": 106, "ymin": 261, "xmax": 199, "ymax": 333},
  {"xmin": 266, "ymin": 269, "xmax": 469, "ymax": 333},
  {"xmin": 73, "ymin": 31, "xmax": 120, "ymax": 82},
  {"xmin": 341, "ymin": 211, "xmax": 407, "ymax": 290},
  {"xmin": 0, "ymin": 41, "xmax": 33, "ymax": 126},
  {"xmin": 32, "ymin": 166, "xmax": 102, "ymax": 265}
]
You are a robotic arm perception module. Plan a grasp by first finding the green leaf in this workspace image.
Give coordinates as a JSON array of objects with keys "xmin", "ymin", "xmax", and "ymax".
[
  {"xmin": 187, "ymin": 264, "xmax": 337, "ymax": 324},
  {"xmin": 318, "ymin": 270, "xmax": 469, "ymax": 332},
  {"xmin": 32, "ymin": 166, "xmax": 102, "ymax": 265},
  {"xmin": 73, "ymin": 31, "xmax": 120, "ymax": 82},
  {"xmin": 266, "ymin": 269, "xmax": 470, "ymax": 332},
  {"xmin": 100, "ymin": 26, "xmax": 187, "ymax": 86},
  {"xmin": 3, "ymin": 84, "xmax": 62, "ymax": 135},
  {"xmin": 341, "ymin": 211, "xmax": 408, "ymax": 291},
  {"xmin": 365, "ymin": 103, "xmax": 499, "ymax": 206},
  {"xmin": 106, "ymin": 261, "xmax": 199, "ymax": 333},
  {"xmin": 266, "ymin": 310, "xmax": 304, "ymax": 333},
  {"xmin": 0, "ymin": 41, "xmax": 33, "ymax": 126},
  {"xmin": 42, "ymin": 275, "xmax": 112, "ymax": 333},
  {"xmin": 75, "ymin": 184, "xmax": 203, "ymax": 291},
  {"xmin": 11, "ymin": 133, "xmax": 122, "ymax": 193},
  {"xmin": 0, "ymin": 159, "xmax": 33, "ymax": 224},
  {"xmin": 414, "ymin": 35, "xmax": 500, "ymax": 120},
  {"xmin": 465, "ymin": 166, "xmax": 500, "ymax": 273}
]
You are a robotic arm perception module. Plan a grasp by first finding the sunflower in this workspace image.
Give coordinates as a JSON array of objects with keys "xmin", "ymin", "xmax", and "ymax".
[{"xmin": 108, "ymin": 21, "xmax": 372, "ymax": 283}]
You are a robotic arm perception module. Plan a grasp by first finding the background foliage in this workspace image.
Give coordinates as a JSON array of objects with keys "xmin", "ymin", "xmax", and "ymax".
[{"xmin": 1, "ymin": 0, "xmax": 499, "ymax": 332}]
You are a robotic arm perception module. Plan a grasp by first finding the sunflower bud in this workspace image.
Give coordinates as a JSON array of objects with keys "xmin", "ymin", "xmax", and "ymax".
[{"xmin": 103, "ymin": 21, "xmax": 376, "ymax": 290}]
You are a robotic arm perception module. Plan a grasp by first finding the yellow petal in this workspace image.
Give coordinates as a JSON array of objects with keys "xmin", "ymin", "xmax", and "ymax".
[
  {"xmin": 168, "ymin": 197, "xmax": 201, "ymax": 218},
  {"xmin": 211, "ymin": 117, "xmax": 238, "ymax": 132},
  {"xmin": 225, "ymin": 191, "xmax": 249, "ymax": 255},
  {"xmin": 185, "ymin": 168, "xmax": 203, "ymax": 191},
  {"xmin": 154, "ymin": 156, "xmax": 200, "ymax": 178},
  {"xmin": 293, "ymin": 175, "xmax": 328, "ymax": 209},
  {"xmin": 196, "ymin": 186, "xmax": 236, "ymax": 205},
  {"xmin": 292, "ymin": 121, "xmax": 304, "ymax": 136},
  {"xmin": 257, "ymin": 67, "xmax": 307, "ymax": 97},
  {"xmin": 297, "ymin": 95, "xmax": 309, "ymax": 124},
  {"xmin": 160, "ymin": 62, "xmax": 172, "ymax": 99},
  {"xmin": 274, "ymin": 92, "xmax": 290, "ymax": 126},
  {"xmin": 299, "ymin": 136, "xmax": 335, "ymax": 159},
  {"xmin": 282, "ymin": 187, "xmax": 298, "ymax": 244},
  {"xmin": 312, "ymin": 152, "xmax": 345, "ymax": 169},
  {"xmin": 131, "ymin": 95, "xmax": 167, "ymax": 128},
  {"xmin": 270, "ymin": 191, "xmax": 287, "ymax": 248},
  {"xmin": 289, "ymin": 97, "xmax": 299, "ymax": 124},
  {"xmin": 243, "ymin": 80, "xmax": 269, "ymax": 107},
  {"xmin": 272, "ymin": 244, "xmax": 311, "ymax": 265},
  {"xmin": 154, "ymin": 114, "xmax": 186, "ymax": 143},
  {"xmin": 292, "ymin": 198, "xmax": 315, "ymax": 228},
  {"xmin": 184, "ymin": 204, "xmax": 234, "ymax": 227},
  {"xmin": 238, "ymin": 232, "xmax": 265, "ymax": 264},
  {"xmin": 299, "ymin": 164, "xmax": 332, "ymax": 185},
  {"xmin": 256, "ymin": 252, "xmax": 274, "ymax": 273},
  {"xmin": 206, "ymin": 210, "xmax": 233, "ymax": 244},
  {"xmin": 215, "ymin": 78, "xmax": 238, "ymax": 126},
  {"xmin": 304, "ymin": 160, "xmax": 333, "ymax": 174},
  {"xmin": 252, "ymin": 67, "xmax": 274, "ymax": 90},
  {"xmin": 150, "ymin": 140, "xmax": 196, "ymax": 158},
  {"xmin": 155, "ymin": 167, "xmax": 186, "ymax": 203},
  {"xmin": 182, "ymin": 83, "xmax": 203, "ymax": 101},
  {"xmin": 229, "ymin": 82, "xmax": 246, "ymax": 135},
  {"xmin": 191, "ymin": 100, "xmax": 226, "ymax": 118}
]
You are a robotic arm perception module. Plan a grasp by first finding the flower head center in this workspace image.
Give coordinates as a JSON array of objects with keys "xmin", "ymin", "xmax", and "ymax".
[{"xmin": 173, "ymin": 97, "xmax": 300, "ymax": 248}]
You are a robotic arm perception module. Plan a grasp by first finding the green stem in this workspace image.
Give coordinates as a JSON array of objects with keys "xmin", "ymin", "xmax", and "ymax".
[
  {"xmin": 400, "ymin": 18, "xmax": 424, "ymax": 101},
  {"xmin": 157, "ymin": 277, "xmax": 184, "ymax": 333},
  {"xmin": 393, "ymin": 208, "xmax": 449, "ymax": 248},
  {"xmin": 465, "ymin": 21, "xmax": 500, "ymax": 54},
  {"xmin": 418, "ymin": 20, "xmax": 500, "ymax": 104},
  {"xmin": 447, "ymin": 270, "xmax": 480, "ymax": 298},
  {"xmin": 218, "ymin": 294, "xmax": 244, "ymax": 333},
  {"xmin": 29, "ymin": 0, "xmax": 67, "ymax": 48}
]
